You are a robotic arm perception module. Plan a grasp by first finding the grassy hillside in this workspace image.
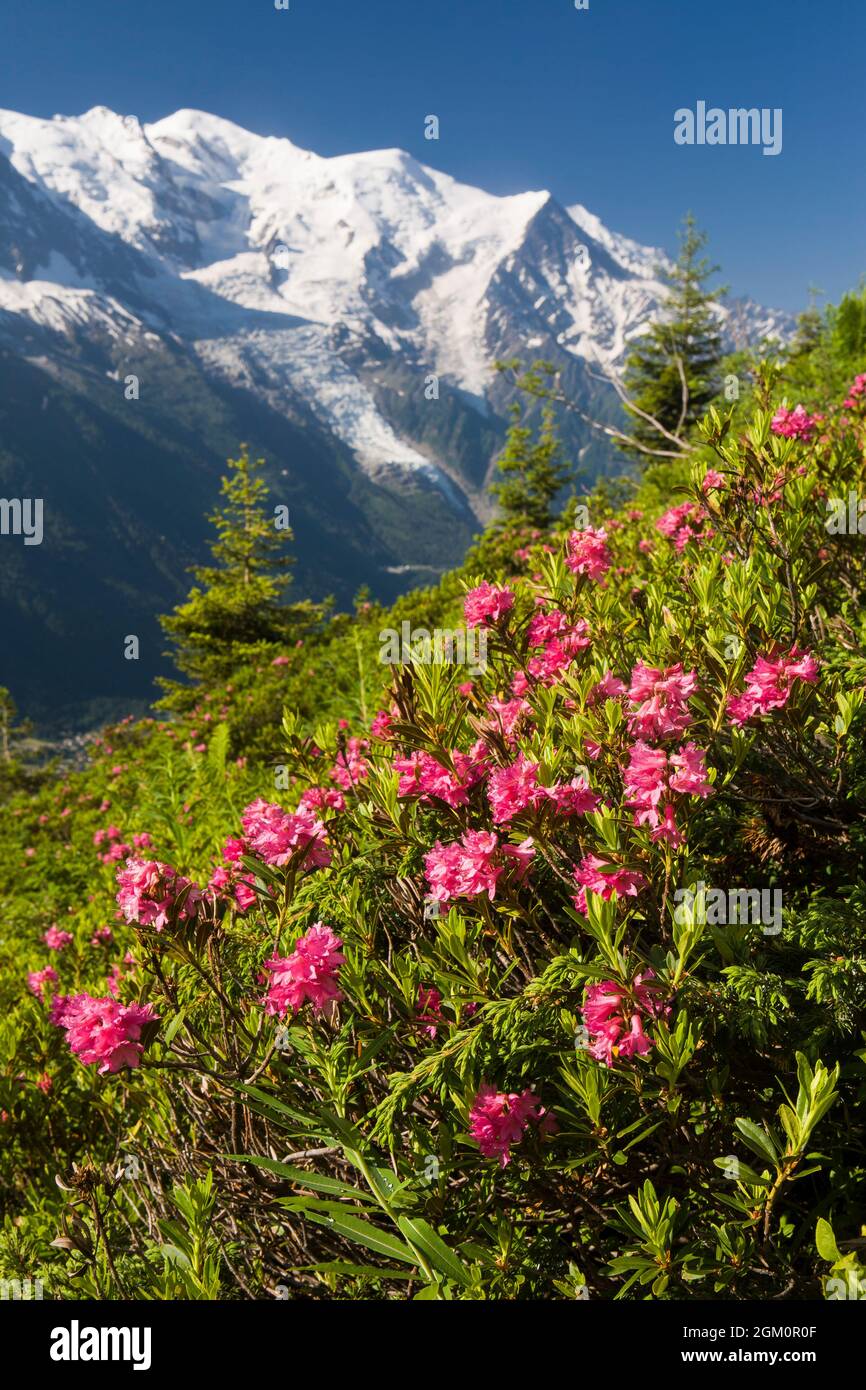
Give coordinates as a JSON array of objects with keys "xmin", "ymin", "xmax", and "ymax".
[{"xmin": 1, "ymin": 296, "xmax": 865, "ymax": 1301}]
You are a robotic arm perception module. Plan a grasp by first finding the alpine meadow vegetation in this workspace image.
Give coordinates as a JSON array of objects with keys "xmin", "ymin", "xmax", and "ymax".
[{"xmin": 2, "ymin": 289, "xmax": 866, "ymax": 1304}]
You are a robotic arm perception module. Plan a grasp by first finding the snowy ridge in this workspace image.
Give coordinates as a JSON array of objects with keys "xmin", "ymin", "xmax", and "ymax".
[{"xmin": 0, "ymin": 105, "xmax": 792, "ymax": 498}]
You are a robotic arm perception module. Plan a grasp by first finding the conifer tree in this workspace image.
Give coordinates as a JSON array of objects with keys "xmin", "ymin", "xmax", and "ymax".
[
  {"xmin": 490, "ymin": 375, "xmax": 571, "ymax": 528},
  {"xmin": 621, "ymin": 214, "xmax": 726, "ymax": 456},
  {"xmin": 159, "ymin": 448, "xmax": 317, "ymax": 705}
]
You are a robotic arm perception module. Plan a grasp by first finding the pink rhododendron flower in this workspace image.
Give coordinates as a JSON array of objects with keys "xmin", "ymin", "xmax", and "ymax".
[
  {"xmin": 627, "ymin": 662, "xmax": 698, "ymax": 740},
  {"xmin": 702, "ymin": 469, "xmax": 726, "ymax": 493},
  {"xmin": 502, "ymin": 837, "xmax": 536, "ymax": 879},
  {"xmin": 424, "ymin": 830, "xmax": 534, "ymax": 904},
  {"xmin": 53, "ymin": 994, "xmax": 159, "ymax": 1073},
  {"xmin": 330, "ymin": 737, "xmax": 370, "ymax": 790},
  {"xmin": 526, "ymin": 617, "xmax": 590, "ymax": 683},
  {"xmin": 582, "ymin": 972, "xmax": 667, "ymax": 1067},
  {"xmin": 650, "ymin": 803, "xmax": 685, "ymax": 848},
  {"xmin": 727, "ymin": 647, "xmax": 820, "ymax": 726},
  {"xmin": 527, "ymin": 609, "xmax": 591, "ymax": 655},
  {"xmin": 43, "ymin": 926, "xmax": 73, "ymax": 952},
  {"xmin": 770, "ymin": 404, "xmax": 820, "ymax": 441},
  {"xmin": 656, "ymin": 501, "xmax": 709, "ymax": 551},
  {"xmin": 116, "ymin": 858, "xmax": 203, "ymax": 930},
  {"xmin": 241, "ymin": 799, "xmax": 331, "ymax": 870},
  {"xmin": 469, "ymin": 1084, "xmax": 545, "ymax": 1166},
  {"xmin": 589, "ymin": 671, "xmax": 627, "ymax": 704},
  {"xmin": 370, "ymin": 709, "xmax": 394, "ymax": 739},
  {"xmin": 487, "ymin": 754, "xmax": 540, "ymax": 823},
  {"xmin": 208, "ymin": 865, "xmax": 257, "ymax": 913},
  {"xmin": 572, "ymin": 855, "xmax": 647, "ymax": 914},
  {"xmin": 565, "ymin": 527, "xmax": 611, "ymax": 581},
  {"xmin": 485, "ymin": 696, "xmax": 533, "ymax": 741},
  {"xmin": 395, "ymin": 749, "xmax": 485, "ymax": 809},
  {"xmin": 668, "ymin": 743, "xmax": 714, "ymax": 797},
  {"xmin": 28, "ymin": 966, "xmax": 59, "ymax": 1000},
  {"xmin": 298, "ymin": 786, "xmax": 346, "ymax": 815},
  {"xmin": 623, "ymin": 741, "xmax": 713, "ymax": 832},
  {"xmin": 842, "ymin": 374, "xmax": 866, "ymax": 409},
  {"xmin": 542, "ymin": 776, "xmax": 601, "ymax": 816},
  {"xmin": 623, "ymin": 741, "xmax": 669, "ymax": 826},
  {"xmin": 463, "ymin": 581, "xmax": 515, "ymax": 627},
  {"xmin": 261, "ymin": 924, "xmax": 345, "ymax": 1017}
]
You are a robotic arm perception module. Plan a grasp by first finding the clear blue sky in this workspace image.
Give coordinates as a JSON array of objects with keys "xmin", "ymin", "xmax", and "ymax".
[{"xmin": 2, "ymin": 0, "xmax": 863, "ymax": 312}]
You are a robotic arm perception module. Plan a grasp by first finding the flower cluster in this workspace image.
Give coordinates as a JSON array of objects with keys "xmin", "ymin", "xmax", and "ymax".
[
  {"xmin": 51, "ymin": 994, "xmax": 159, "ymax": 1074},
  {"xmin": 425, "ymin": 829, "xmax": 534, "ymax": 903},
  {"xmin": 463, "ymin": 581, "xmax": 515, "ymax": 627},
  {"xmin": 565, "ymin": 527, "xmax": 611, "ymax": 581},
  {"xmin": 469, "ymin": 1084, "xmax": 546, "ymax": 1166},
  {"xmin": 28, "ymin": 966, "xmax": 58, "ymax": 999},
  {"xmin": 394, "ymin": 747, "xmax": 487, "ymax": 808},
  {"xmin": 627, "ymin": 662, "xmax": 698, "ymax": 741},
  {"xmin": 43, "ymin": 925, "xmax": 73, "ymax": 951},
  {"xmin": 330, "ymin": 736, "xmax": 370, "ymax": 791},
  {"xmin": 623, "ymin": 741, "xmax": 714, "ymax": 846},
  {"xmin": 656, "ymin": 501, "xmax": 710, "ymax": 551},
  {"xmin": 241, "ymin": 799, "xmax": 331, "ymax": 870},
  {"xmin": 727, "ymin": 647, "xmax": 819, "ymax": 725},
  {"xmin": 523, "ymin": 607, "xmax": 591, "ymax": 686},
  {"xmin": 261, "ymin": 924, "xmax": 345, "ymax": 1017},
  {"xmin": 582, "ymin": 973, "xmax": 667, "ymax": 1067},
  {"xmin": 572, "ymin": 855, "xmax": 647, "ymax": 915},
  {"xmin": 116, "ymin": 858, "xmax": 203, "ymax": 930},
  {"xmin": 770, "ymin": 404, "xmax": 821, "ymax": 440}
]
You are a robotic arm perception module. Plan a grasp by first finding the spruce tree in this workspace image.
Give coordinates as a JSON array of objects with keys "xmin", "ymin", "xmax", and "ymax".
[
  {"xmin": 490, "ymin": 398, "xmax": 570, "ymax": 528},
  {"xmin": 621, "ymin": 214, "xmax": 726, "ymax": 456},
  {"xmin": 158, "ymin": 448, "xmax": 316, "ymax": 705}
]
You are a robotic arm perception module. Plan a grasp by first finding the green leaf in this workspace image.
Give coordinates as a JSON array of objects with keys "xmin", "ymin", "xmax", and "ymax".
[
  {"xmin": 734, "ymin": 1118, "xmax": 779, "ymax": 1165},
  {"xmin": 293, "ymin": 1260, "xmax": 414, "ymax": 1281},
  {"xmin": 711, "ymin": 1156, "xmax": 767, "ymax": 1186},
  {"xmin": 163, "ymin": 1009, "xmax": 187, "ymax": 1046},
  {"xmin": 302, "ymin": 1210, "xmax": 419, "ymax": 1266},
  {"xmin": 226, "ymin": 1154, "xmax": 374, "ymax": 1202},
  {"xmin": 397, "ymin": 1216, "xmax": 472, "ymax": 1287},
  {"xmin": 815, "ymin": 1218, "xmax": 841, "ymax": 1263}
]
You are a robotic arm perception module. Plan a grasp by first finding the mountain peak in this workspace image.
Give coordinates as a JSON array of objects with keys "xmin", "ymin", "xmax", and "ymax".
[{"xmin": 0, "ymin": 101, "xmax": 792, "ymax": 476}]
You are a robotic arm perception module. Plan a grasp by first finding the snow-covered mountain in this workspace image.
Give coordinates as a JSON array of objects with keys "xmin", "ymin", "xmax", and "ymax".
[
  {"xmin": 0, "ymin": 107, "xmax": 791, "ymax": 723},
  {"xmin": 0, "ymin": 107, "xmax": 789, "ymax": 494}
]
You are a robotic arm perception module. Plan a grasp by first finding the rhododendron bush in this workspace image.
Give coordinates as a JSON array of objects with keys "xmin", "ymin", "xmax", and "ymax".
[{"xmin": 1, "ymin": 372, "xmax": 866, "ymax": 1303}]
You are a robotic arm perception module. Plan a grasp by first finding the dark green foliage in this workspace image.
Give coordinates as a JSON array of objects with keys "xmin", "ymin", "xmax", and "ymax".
[
  {"xmin": 490, "ymin": 400, "xmax": 572, "ymax": 529},
  {"xmin": 621, "ymin": 214, "xmax": 726, "ymax": 457},
  {"xmin": 158, "ymin": 448, "xmax": 321, "ymax": 710}
]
